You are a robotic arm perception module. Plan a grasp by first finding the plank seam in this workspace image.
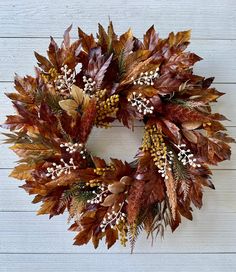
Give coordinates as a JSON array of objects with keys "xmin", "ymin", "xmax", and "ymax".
[
  {"xmin": 1, "ymin": 37, "xmax": 236, "ymax": 41},
  {"xmin": 0, "ymin": 252, "xmax": 235, "ymax": 255}
]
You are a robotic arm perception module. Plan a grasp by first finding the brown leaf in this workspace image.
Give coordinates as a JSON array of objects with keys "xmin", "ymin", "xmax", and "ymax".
[
  {"xmin": 143, "ymin": 25, "xmax": 159, "ymax": 51},
  {"xmin": 142, "ymin": 176, "xmax": 165, "ymax": 205},
  {"xmin": 78, "ymin": 27, "xmax": 96, "ymax": 53},
  {"xmin": 92, "ymin": 156, "xmax": 107, "ymax": 168},
  {"xmin": 105, "ymin": 227, "xmax": 118, "ymax": 249},
  {"xmin": 62, "ymin": 24, "xmax": 72, "ymax": 48},
  {"xmin": 164, "ymin": 103, "xmax": 210, "ymax": 123},
  {"xmin": 74, "ymin": 229, "xmax": 93, "ymax": 246},
  {"xmin": 34, "ymin": 51, "xmax": 52, "ymax": 71},
  {"xmin": 167, "ymin": 30, "xmax": 191, "ymax": 51},
  {"xmin": 10, "ymin": 143, "xmax": 54, "ymax": 158}
]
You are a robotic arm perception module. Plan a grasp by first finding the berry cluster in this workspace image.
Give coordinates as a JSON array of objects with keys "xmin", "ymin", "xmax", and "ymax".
[
  {"xmin": 128, "ymin": 92, "xmax": 154, "ymax": 115},
  {"xmin": 132, "ymin": 68, "xmax": 159, "ymax": 86},
  {"xmin": 46, "ymin": 158, "xmax": 77, "ymax": 180},
  {"xmin": 175, "ymin": 144, "xmax": 201, "ymax": 168},
  {"xmin": 82, "ymin": 76, "xmax": 96, "ymax": 96},
  {"xmin": 87, "ymin": 184, "xmax": 108, "ymax": 204},
  {"xmin": 60, "ymin": 142, "xmax": 87, "ymax": 159},
  {"xmin": 54, "ymin": 65, "xmax": 76, "ymax": 93}
]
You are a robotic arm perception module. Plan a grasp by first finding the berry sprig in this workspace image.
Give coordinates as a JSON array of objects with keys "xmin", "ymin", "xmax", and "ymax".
[
  {"xmin": 82, "ymin": 76, "xmax": 96, "ymax": 96},
  {"xmin": 132, "ymin": 68, "xmax": 159, "ymax": 86},
  {"xmin": 87, "ymin": 184, "xmax": 108, "ymax": 204},
  {"xmin": 46, "ymin": 158, "xmax": 77, "ymax": 180},
  {"xmin": 128, "ymin": 92, "xmax": 154, "ymax": 115},
  {"xmin": 60, "ymin": 142, "xmax": 87, "ymax": 159},
  {"xmin": 175, "ymin": 144, "xmax": 201, "ymax": 168},
  {"xmin": 100, "ymin": 202, "xmax": 126, "ymax": 232},
  {"xmin": 54, "ymin": 65, "xmax": 76, "ymax": 93}
]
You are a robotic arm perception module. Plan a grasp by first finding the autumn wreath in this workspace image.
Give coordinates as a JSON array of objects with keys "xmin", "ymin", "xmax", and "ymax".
[{"xmin": 2, "ymin": 23, "xmax": 234, "ymax": 251}]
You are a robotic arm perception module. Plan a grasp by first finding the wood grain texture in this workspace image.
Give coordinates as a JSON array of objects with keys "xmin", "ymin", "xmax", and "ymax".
[
  {"xmin": 0, "ymin": 253, "xmax": 235, "ymax": 272},
  {"xmin": 0, "ymin": 0, "xmax": 235, "ymax": 39},
  {"xmin": 0, "ymin": 38, "xmax": 236, "ymax": 82},
  {"xmin": 0, "ymin": 211, "xmax": 236, "ymax": 253}
]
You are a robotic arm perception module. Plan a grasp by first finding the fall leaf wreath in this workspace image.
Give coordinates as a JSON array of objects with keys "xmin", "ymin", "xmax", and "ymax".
[{"xmin": 2, "ymin": 23, "xmax": 234, "ymax": 251}]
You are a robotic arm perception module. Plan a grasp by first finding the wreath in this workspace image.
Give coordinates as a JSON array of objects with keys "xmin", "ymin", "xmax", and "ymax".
[{"xmin": 2, "ymin": 22, "xmax": 234, "ymax": 251}]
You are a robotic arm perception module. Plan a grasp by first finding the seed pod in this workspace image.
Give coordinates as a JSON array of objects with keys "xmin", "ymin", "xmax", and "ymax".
[
  {"xmin": 108, "ymin": 182, "xmax": 126, "ymax": 194},
  {"xmin": 182, "ymin": 121, "xmax": 202, "ymax": 130},
  {"xmin": 120, "ymin": 176, "xmax": 133, "ymax": 185},
  {"xmin": 182, "ymin": 129, "xmax": 198, "ymax": 144},
  {"xmin": 101, "ymin": 194, "xmax": 116, "ymax": 207}
]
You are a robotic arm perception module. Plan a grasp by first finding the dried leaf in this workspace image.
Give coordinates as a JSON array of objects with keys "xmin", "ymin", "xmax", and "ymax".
[
  {"xmin": 10, "ymin": 164, "xmax": 35, "ymax": 180},
  {"xmin": 59, "ymin": 99, "xmax": 78, "ymax": 118}
]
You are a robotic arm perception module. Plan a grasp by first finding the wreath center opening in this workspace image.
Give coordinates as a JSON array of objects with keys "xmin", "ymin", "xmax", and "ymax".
[{"xmin": 87, "ymin": 125, "xmax": 145, "ymax": 163}]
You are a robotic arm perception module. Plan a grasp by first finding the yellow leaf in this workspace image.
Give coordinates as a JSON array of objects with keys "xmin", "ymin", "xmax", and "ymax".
[
  {"xmin": 82, "ymin": 95, "xmax": 90, "ymax": 109},
  {"xmin": 10, "ymin": 164, "xmax": 35, "ymax": 180},
  {"xmin": 59, "ymin": 99, "xmax": 78, "ymax": 118},
  {"xmin": 71, "ymin": 84, "xmax": 90, "ymax": 108},
  {"xmin": 37, "ymin": 200, "xmax": 56, "ymax": 215},
  {"xmin": 10, "ymin": 143, "xmax": 53, "ymax": 157},
  {"xmin": 71, "ymin": 85, "xmax": 84, "ymax": 104}
]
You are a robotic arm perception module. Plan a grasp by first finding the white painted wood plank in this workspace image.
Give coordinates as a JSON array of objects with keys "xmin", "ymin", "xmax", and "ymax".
[
  {"xmin": 0, "ymin": 169, "xmax": 235, "ymax": 212},
  {"xmin": 0, "ymin": 39, "xmax": 235, "ymax": 82},
  {"xmin": 0, "ymin": 253, "xmax": 235, "ymax": 272},
  {"xmin": 1, "ymin": 83, "xmax": 236, "ymax": 125},
  {"xmin": 0, "ymin": 211, "xmax": 235, "ymax": 253},
  {"xmin": 0, "ymin": 0, "xmax": 235, "ymax": 268},
  {"xmin": 0, "ymin": 127, "xmax": 235, "ymax": 169},
  {"xmin": 0, "ymin": 0, "xmax": 235, "ymax": 39}
]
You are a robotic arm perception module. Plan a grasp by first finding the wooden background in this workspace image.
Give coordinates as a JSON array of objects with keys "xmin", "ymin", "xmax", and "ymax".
[{"xmin": 0, "ymin": 0, "xmax": 236, "ymax": 271}]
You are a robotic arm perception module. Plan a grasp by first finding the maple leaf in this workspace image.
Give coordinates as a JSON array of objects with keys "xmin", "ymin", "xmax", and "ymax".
[
  {"xmin": 167, "ymin": 30, "xmax": 191, "ymax": 52},
  {"xmin": 35, "ymin": 25, "xmax": 81, "ymax": 72},
  {"xmin": 143, "ymin": 25, "xmax": 159, "ymax": 51},
  {"xmin": 78, "ymin": 27, "xmax": 97, "ymax": 53}
]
